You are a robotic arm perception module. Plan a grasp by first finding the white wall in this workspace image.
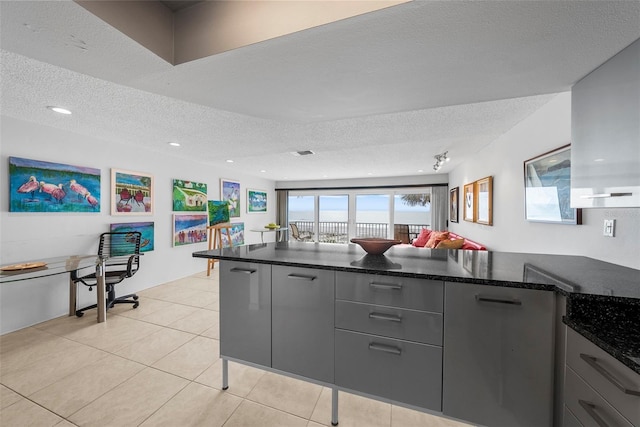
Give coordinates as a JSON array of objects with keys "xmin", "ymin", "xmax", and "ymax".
[
  {"xmin": 449, "ymin": 92, "xmax": 640, "ymax": 270},
  {"xmin": 0, "ymin": 116, "xmax": 276, "ymax": 333}
]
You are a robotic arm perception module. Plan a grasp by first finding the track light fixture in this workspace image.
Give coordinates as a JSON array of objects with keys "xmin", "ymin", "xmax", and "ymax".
[{"xmin": 433, "ymin": 151, "xmax": 450, "ymax": 171}]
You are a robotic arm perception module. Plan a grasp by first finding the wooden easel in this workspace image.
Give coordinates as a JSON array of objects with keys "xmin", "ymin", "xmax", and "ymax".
[{"xmin": 207, "ymin": 222, "xmax": 233, "ymax": 276}]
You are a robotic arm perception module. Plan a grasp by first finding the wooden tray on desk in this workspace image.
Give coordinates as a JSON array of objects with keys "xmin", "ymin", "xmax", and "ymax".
[{"xmin": 1, "ymin": 262, "xmax": 47, "ymax": 271}]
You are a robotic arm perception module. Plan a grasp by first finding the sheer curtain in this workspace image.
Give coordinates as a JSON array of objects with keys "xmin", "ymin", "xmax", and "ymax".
[
  {"xmin": 276, "ymin": 190, "xmax": 289, "ymax": 240},
  {"xmin": 431, "ymin": 186, "xmax": 448, "ymax": 231}
]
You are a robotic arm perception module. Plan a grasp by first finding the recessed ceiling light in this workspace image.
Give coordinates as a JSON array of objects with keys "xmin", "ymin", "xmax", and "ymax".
[
  {"xmin": 226, "ymin": 159, "xmax": 234, "ymax": 163},
  {"xmin": 594, "ymin": 158, "xmax": 605, "ymax": 162},
  {"xmin": 47, "ymin": 106, "xmax": 72, "ymax": 115},
  {"xmin": 260, "ymin": 170, "xmax": 266, "ymax": 173},
  {"xmin": 418, "ymin": 169, "xmax": 424, "ymax": 173},
  {"xmin": 322, "ymin": 175, "xmax": 328, "ymax": 178},
  {"xmin": 367, "ymin": 173, "xmax": 373, "ymax": 176},
  {"xmin": 291, "ymin": 150, "xmax": 315, "ymax": 156},
  {"xmin": 168, "ymin": 142, "xmax": 180, "ymax": 147}
]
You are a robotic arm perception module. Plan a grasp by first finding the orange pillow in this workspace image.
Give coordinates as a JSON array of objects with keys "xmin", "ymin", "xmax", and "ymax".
[
  {"xmin": 425, "ymin": 231, "xmax": 449, "ymax": 248},
  {"xmin": 436, "ymin": 238, "xmax": 465, "ymax": 249},
  {"xmin": 412, "ymin": 228, "xmax": 432, "ymax": 247}
]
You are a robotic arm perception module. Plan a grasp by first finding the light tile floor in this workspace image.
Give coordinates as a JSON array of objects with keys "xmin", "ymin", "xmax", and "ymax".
[{"xmin": 0, "ymin": 270, "xmax": 472, "ymax": 427}]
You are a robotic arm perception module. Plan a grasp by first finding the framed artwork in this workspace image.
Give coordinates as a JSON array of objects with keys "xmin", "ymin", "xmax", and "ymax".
[
  {"xmin": 475, "ymin": 176, "xmax": 493, "ymax": 226},
  {"xmin": 449, "ymin": 187, "xmax": 459, "ymax": 223},
  {"xmin": 221, "ymin": 222, "xmax": 245, "ymax": 247},
  {"xmin": 111, "ymin": 169, "xmax": 153, "ymax": 215},
  {"xmin": 172, "ymin": 214, "xmax": 208, "ymax": 246},
  {"xmin": 220, "ymin": 179, "xmax": 241, "ymax": 218},
  {"xmin": 208, "ymin": 200, "xmax": 230, "ymax": 225},
  {"xmin": 247, "ymin": 189, "xmax": 267, "ymax": 213},
  {"xmin": 524, "ymin": 145, "xmax": 582, "ymax": 224},
  {"xmin": 463, "ymin": 182, "xmax": 475, "ymax": 222},
  {"xmin": 172, "ymin": 179, "xmax": 207, "ymax": 212},
  {"xmin": 9, "ymin": 156, "xmax": 100, "ymax": 213},
  {"xmin": 110, "ymin": 221, "xmax": 154, "ymax": 253}
]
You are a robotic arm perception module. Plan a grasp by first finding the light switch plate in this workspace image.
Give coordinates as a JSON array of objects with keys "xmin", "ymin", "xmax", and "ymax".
[{"xmin": 603, "ymin": 219, "xmax": 615, "ymax": 237}]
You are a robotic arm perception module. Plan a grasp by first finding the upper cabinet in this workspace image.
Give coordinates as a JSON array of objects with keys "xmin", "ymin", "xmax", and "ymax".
[{"xmin": 571, "ymin": 38, "xmax": 640, "ymax": 208}]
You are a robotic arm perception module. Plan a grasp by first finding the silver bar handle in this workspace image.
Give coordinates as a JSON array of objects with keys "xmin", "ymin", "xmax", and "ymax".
[
  {"xmin": 368, "ymin": 342, "xmax": 402, "ymax": 355},
  {"xmin": 230, "ymin": 267, "xmax": 256, "ymax": 274},
  {"xmin": 369, "ymin": 312, "xmax": 402, "ymax": 322},
  {"xmin": 475, "ymin": 295, "xmax": 522, "ymax": 305},
  {"xmin": 287, "ymin": 274, "xmax": 316, "ymax": 281},
  {"xmin": 578, "ymin": 400, "xmax": 609, "ymax": 427},
  {"xmin": 580, "ymin": 353, "xmax": 640, "ymax": 397},
  {"xmin": 580, "ymin": 193, "xmax": 632, "ymax": 199},
  {"xmin": 369, "ymin": 282, "xmax": 402, "ymax": 291}
]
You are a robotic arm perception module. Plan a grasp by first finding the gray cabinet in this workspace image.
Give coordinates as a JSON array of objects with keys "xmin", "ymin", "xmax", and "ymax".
[
  {"xmin": 272, "ymin": 265, "xmax": 335, "ymax": 383},
  {"xmin": 564, "ymin": 327, "xmax": 639, "ymax": 427},
  {"xmin": 571, "ymin": 38, "xmax": 640, "ymax": 208},
  {"xmin": 443, "ymin": 282, "xmax": 555, "ymax": 427},
  {"xmin": 335, "ymin": 272, "xmax": 444, "ymax": 411},
  {"xmin": 219, "ymin": 260, "xmax": 272, "ymax": 367}
]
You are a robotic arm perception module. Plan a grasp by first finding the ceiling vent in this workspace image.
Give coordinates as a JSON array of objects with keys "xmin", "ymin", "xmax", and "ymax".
[{"xmin": 291, "ymin": 150, "xmax": 315, "ymax": 156}]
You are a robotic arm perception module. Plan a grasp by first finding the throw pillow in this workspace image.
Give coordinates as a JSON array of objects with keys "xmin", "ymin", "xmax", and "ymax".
[
  {"xmin": 436, "ymin": 238, "xmax": 465, "ymax": 250},
  {"xmin": 412, "ymin": 228, "xmax": 432, "ymax": 247},
  {"xmin": 425, "ymin": 231, "xmax": 449, "ymax": 248}
]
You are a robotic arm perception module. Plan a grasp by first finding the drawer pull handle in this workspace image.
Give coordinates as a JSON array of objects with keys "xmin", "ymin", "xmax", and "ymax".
[
  {"xmin": 475, "ymin": 295, "xmax": 522, "ymax": 305},
  {"xmin": 368, "ymin": 342, "xmax": 401, "ymax": 355},
  {"xmin": 580, "ymin": 353, "xmax": 640, "ymax": 397},
  {"xmin": 287, "ymin": 274, "xmax": 316, "ymax": 281},
  {"xmin": 578, "ymin": 400, "xmax": 609, "ymax": 427},
  {"xmin": 369, "ymin": 282, "xmax": 402, "ymax": 291},
  {"xmin": 369, "ymin": 312, "xmax": 402, "ymax": 322},
  {"xmin": 230, "ymin": 268, "xmax": 256, "ymax": 274}
]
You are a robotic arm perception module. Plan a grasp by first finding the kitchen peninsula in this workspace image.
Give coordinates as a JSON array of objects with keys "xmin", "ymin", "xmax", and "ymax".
[{"xmin": 193, "ymin": 242, "xmax": 640, "ymax": 427}]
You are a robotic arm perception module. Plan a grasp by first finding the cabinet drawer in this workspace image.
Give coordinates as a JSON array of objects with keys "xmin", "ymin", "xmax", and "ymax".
[
  {"xmin": 335, "ymin": 329, "xmax": 442, "ymax": 411},
  {"xmin": 335, "ymin": 300, "xmax": 442, "ymax": 346},
  {"xmin": 566, "ymin": 328, "xmax": 640, "ymax": 425},
  {"xmin": 565, "ymin": 366, "xmax": 633, "ymax": 427},
  {"xmin": 336, "ymin": 272, "xmax": 443, "ymax": 312}
]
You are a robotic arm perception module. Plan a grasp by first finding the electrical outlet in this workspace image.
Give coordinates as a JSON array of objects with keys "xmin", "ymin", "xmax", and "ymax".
[{"xmin": 603, "ymin": 219, "xmax": 615, "ymax": 237}]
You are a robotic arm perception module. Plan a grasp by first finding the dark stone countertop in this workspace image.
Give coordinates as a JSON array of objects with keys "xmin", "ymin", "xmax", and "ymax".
[
  {"xmin": 193, "ymin": 242, "xmax": 640, "ymax": 374},
  {"xmin": 193, "ymin": 241, "xmax": 640, "ymax": 299}
]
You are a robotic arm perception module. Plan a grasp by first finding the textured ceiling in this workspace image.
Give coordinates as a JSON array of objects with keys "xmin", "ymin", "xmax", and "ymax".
[{"xmin": 1, "ymin": 1, "xmax": 639, "ymax": 181}]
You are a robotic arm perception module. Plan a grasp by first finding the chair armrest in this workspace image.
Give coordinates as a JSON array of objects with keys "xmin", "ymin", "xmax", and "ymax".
[{"xmin": 126, "ymin": 254, "xmax": 142, "ymax": 277}]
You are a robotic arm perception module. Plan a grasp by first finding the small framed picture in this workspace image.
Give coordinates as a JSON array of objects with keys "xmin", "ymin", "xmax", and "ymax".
[
  {"xmin": 111, "ymin": 169, "xmax": 153, "ymax": 215},
  {"xmin": 449, "ymin": 187, "xmax": 459, "ymax": 223},
  {"xmin": 475, "ymin": 176, "xmax": 493, "ymax": 226},
  {"xmin": 463, "ymin": 182, "xmax": 475, "ymax": 222},
  {"xmin": 247, "ymin": 189, "xmax": 267, "ymax": 213},
  {"xmin": 220, "ymin": 179, "xmax": 241, "ymax": 218}
]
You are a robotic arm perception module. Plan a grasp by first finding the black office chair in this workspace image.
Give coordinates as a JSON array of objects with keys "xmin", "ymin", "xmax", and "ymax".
[{"xmin": 72, "ymin": 231, "xmax": 142, "ymax": 317}]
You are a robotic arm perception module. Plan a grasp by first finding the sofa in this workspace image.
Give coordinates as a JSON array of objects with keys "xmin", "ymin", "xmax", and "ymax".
[{"xmin": 409, "ymin": 228, "xmax": 487, "ymax": 250}]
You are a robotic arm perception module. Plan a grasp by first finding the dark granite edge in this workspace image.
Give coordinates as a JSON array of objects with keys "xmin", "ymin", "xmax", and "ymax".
[
  {"xmin": 563, "ymin": 317, "xmax": 640, "ymax": 375},
  {"xmin": 193, "ymin": 252, "xmax": 558, "ymax": 291}
]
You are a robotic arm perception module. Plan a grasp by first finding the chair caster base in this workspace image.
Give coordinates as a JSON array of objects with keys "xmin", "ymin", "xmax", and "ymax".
[{"xmin": 133, "ymin": 302, "xmax": 139, "ymax": 309}]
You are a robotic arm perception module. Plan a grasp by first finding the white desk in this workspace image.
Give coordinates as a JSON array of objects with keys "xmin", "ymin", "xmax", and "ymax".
[{"xmin": 250, "ymin": 227, "xmax": 289, "ymax": 243}]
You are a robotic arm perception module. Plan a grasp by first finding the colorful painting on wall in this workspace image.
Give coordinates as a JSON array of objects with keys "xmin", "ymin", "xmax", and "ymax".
[
  {"xmin": 220, "ymin": 179, "xmax": 241, "ymax": 218},
  {"xmin": 247, "ymin": 189, "xmax": 267, "ymax": 213},
  {"xmin": 208, "ymin": 200, "xmax": 230, "ymax": 226},
  {"xmin": 172, "ymin": 179, "xmax": 207, "ymax": 212},
  {"xmin": 9, "ymin": 156, "xmax": 101, "ymax": 213},
  {"xmin": 221, "ymin": 222, "xmax": 245, "ymax": 247},
  {"xmin": 111, "ymin": 169, "xmax": 153, "ymax": 215},
  {"xmin": 110, "ymin": 221, "xmax": 155, "ymax": 253},
  {"xmin": 172, "ymin": 214, "xmax": 208, "ymax": 246}
]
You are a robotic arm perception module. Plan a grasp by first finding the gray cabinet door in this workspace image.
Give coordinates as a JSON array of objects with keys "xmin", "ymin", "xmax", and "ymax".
[
  {"xmin": 219, "ymin": 261, "xmax": 272, "ymax": 367},
  {"xmin": 272, "ymin": 265, "xmax": 335, "ymax": 383},
  {"xmin": 443, "ymin": 282, "xmax": 555, "ymax": 427}
]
